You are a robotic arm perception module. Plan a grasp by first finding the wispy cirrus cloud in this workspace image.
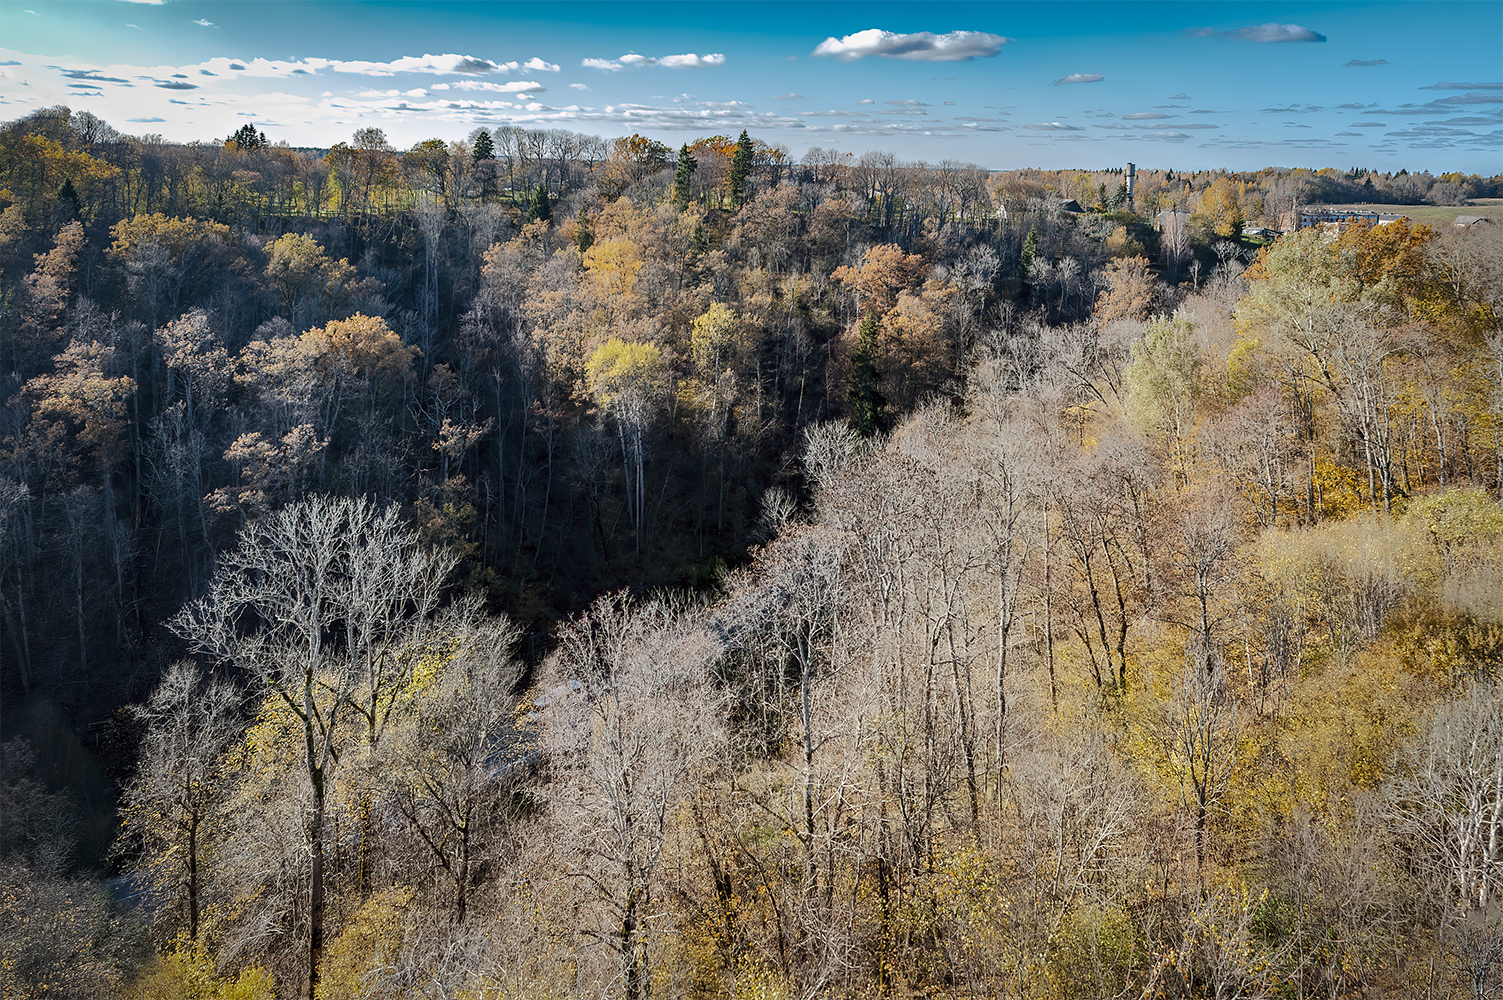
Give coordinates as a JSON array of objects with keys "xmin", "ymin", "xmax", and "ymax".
[
  {"xmin": 191, "ymin": 19, "xmax": 216, "ymax": 28},
  {"xmin": 187, "ymin": 53, "xmax": 555, "ymax": 78},
  {"xmin": 583, "ymin": 52, "xmax": 726, "ymax": 71},
  {"xmin": 1053, "ymin": 72, "xmax": 1103, "ymax": 86},
  {"xmin": 812, "ymin": 29, "xmax": 1011, "ymax": 62},
  {"xmin": 1123, "ymin": 111, "xmax": 1174, "ymax": 120},
  {"xmin": 1191, "ymin": 23, "xmax": 1326, "ymax": 43},
  {"xmin": 1022, "ymin": 122, "xmax": 1083, "ymax": 131},
  {"xmin": 1345, "ymin": 59, "xmax": 1387, "ymax": 67},
  {"xmin": 1420, "ymin": 81, "xmax": 1502, "ymax": 90}
]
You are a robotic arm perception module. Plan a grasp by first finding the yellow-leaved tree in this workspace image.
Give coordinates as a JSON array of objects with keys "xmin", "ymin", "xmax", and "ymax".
[{"xmin": 587, "ymin": 339, "xmax": 664, "ymax": 555}]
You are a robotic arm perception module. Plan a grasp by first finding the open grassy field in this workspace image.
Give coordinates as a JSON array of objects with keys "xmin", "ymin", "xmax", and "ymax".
[{"xmin": 1309, "ymin": 198, "xmax": 1502, "ymax": 229}]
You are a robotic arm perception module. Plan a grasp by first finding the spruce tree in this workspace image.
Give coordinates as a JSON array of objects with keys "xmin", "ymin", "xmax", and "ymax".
[
  {"xmin": 673, "ymin": 143, "xmax": 697, "ymax": 210},
  {"xmin": 848, "ymin": 314, "xmax": 888, "ymax": 438},
  {"xmin": 56, "ymin": 177, "xmax": 80, "ymax": 218},
  {"xmin": 728, "ymin": 130, "xmax": 754, "ymax": 208},
  {"xmin": 574, "ymin": 207, "xmax": 594, "ymax": 252},
  {"xmin": 526, "ymin": 182, "xmax": 551, "ymax": 223},
  {"xmin": 1020, "ymin": 228, "xmax": 1040, "ymax": 277},
  {"xmin": 228, "ymin": 123, "xmax": 267, "ymax": 151},
  {"xmin": 472, "ymin": 129, "xmax": 495, "ymax": 162}
]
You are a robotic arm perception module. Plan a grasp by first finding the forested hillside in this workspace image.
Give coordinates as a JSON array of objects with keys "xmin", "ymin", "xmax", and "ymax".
[{"xmin": 1, "ymin": 106, "xmax": 1501, "ymax": 999}]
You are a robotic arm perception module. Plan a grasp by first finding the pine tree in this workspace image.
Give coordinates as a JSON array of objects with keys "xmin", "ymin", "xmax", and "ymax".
[
  {"xmin": 228, "ymin": 123, "xmax": 267, "ymax": 151},
  {"xmin": 1020, "ymin": 228, "xmax": 1040, "ymax": 277},
  {"xmin": 575, "ymin": 207, "xmax": 594, "ymax": 252},
  {"xmin": 848, "ymin": 314, "xmax": 888, "ymax": 438},
  {"xmin": 526, "ymin": 182, "xmax": 552, "ymax": 223},
  {"xmin": 472, "ymin": 129, "xmax": 495, "ymax": 162},
  {"xmin": 56, "ymin": 177, "xmax": 80, "ymax": 219},
  {"xmin": 728, "ymin": 130, "xmax": 754, "ymax": 208},
  {"xmin": 673, "ymin": 143, "xmax": 697, "ymax": 211}
]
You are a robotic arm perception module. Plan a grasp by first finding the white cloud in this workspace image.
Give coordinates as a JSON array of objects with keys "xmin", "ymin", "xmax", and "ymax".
[
  {"xmin": 569, "ymin": 82, "xmax": 590, "ymax": 91},
  {"xmin": 1123, "ymin": 112, "xmax": 1174, "ymax": 119},
  {"xmin": 523, "ymin": 57, "xmax": 560, "ymax": 72},
  {"xmin": 431, "ymin": 80, "xmax": 545, "ymax": 93},
  {"xmin": 583, "ymin": 52, "xmax": 726, "ymax": 71},
  {"xmin": 1053, "ymin": 73, "xmax": 1103, "ymax": 86},
  {"xmin": 328, "ymin": 53, "xmax": 522, "ymax": 76},
  {"xmin": 772, "ymin": 93, "xmax": 805, "ymax": 100},
  {"xmin": 1345, "ymin": 59, "xmax": 1388, "ymax": 67},
  {"xmin": 1192, "ymin": 23, "xmax": 1326, "ymax": 43},
  {"xmin": 188, "ymin": 53, "xmax": 555, "ymax": 78},
  {"xmin": 1420, "ymin": 81, "xmax": 1503, "ymax": 90},
  {"xmin": 857, "ymin": 98, "xmax": 873, "ymax": 104},
  {"xmin": 812, "ymin": 29, "xmax": 1011, "ymax": 62},
  {"xmin": 1023, "ymin": 122, "xmax": 1083, "ymax": 131},
  {"xmin": 659, "ymin": 53, "xmax": 725, "ymax": 68},
  {"xmin": 191, "ymin": 19, "xmax": 216, "ymax": 28}
]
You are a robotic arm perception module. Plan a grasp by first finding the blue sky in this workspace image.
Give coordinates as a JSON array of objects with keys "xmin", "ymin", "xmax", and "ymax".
[{"xmin": 1, "ymin": 0, "xmax": 1499, "ymax": 172}]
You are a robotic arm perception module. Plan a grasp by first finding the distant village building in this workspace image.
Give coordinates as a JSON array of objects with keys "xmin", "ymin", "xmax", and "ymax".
[
  {"xmin": 1296, "ymin": 209, "xmax": 1409, "ymax": 231},
  {"xmin": 1051, "ymin": 198, "xmax": 1085, "ymax": 215},
  {"xmin": 1455, "ymin": 215, "xmax": 1492, "ymax": 228}
]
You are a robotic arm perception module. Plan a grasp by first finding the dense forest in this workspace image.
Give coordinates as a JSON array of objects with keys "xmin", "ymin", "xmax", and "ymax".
[{"xmin": 1, "ymin": 105, "xmax": 1501, "ymax": 999}]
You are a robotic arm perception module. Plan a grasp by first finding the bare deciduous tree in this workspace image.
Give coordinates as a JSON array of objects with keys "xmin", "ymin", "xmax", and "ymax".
[
  {"xmin": 171, "ymin": 495, "xmax": 453, "ymax": 1000},
  {"xmin": 118, "ymin": 660, "xmax": 242, "ymax": 941},
  {"xmin": 546, "ymin": 594, "xmax": 726, "ymax": 1000}
]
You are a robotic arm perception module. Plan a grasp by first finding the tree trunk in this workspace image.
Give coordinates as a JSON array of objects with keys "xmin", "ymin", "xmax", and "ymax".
[{"xmin": 308, "ymin": 777, "xmax": 326, "ymax": 1000}]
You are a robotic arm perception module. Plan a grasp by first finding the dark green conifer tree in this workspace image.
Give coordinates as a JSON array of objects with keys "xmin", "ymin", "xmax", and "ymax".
[
  {"xmin": 472, "ymin": 129, "xmax": 495, "ymax": 162},
  {"xmin": 1020, "ymin": 228, "xmax": 1040, "ymax": 277},
  {"xmin": 574, "ymin": 207, "xmax": 594, "ymax": 252},
  {"xmin": 526, "ymin": 182, "xmax": 551, "ymax": 223},
  {"xmin": 848, "ymin": 314, "xmax": 888, "ymax": 438},
  {"xmin": 672, "ymin": 143, "xmax": 697, "ymax": 211},
  {"xmin": 729, "ymin": 130, "xmax": 754, "ymax": 208},
  {"xmin": 228, "ymin": 123, "xmax": 268, "ymax": 151},
  {"xmin": 56, "ymin": 177, "xmax": 81, "ymax": 218}
]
